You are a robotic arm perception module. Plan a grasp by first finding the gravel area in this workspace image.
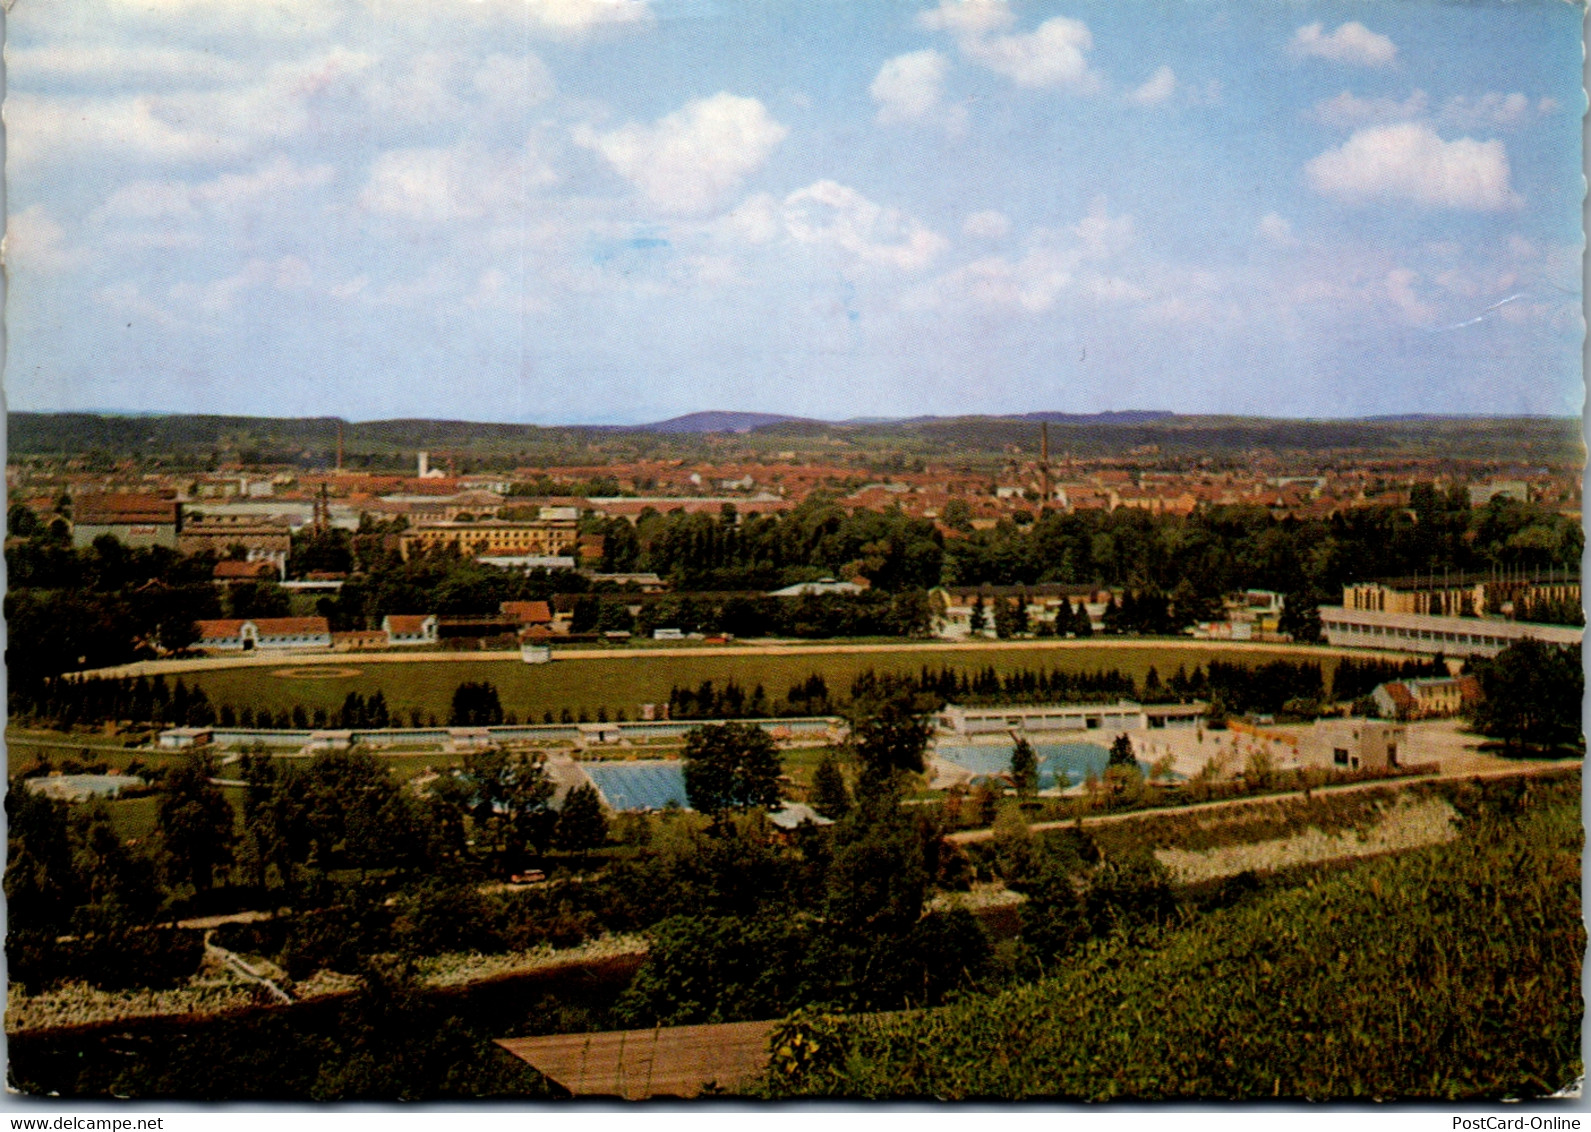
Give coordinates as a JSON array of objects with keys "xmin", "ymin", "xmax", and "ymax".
[
  {"xmin": 1154, "ymin": 794, "xmax": 1459, "ymax": 884},
  {"xmin": 5, "ymin": 975, "xmax": 261, "ymax": 1035},
  {"xmin": 414, "ymin": 933, "xmax": 650, "ymax": 988}
]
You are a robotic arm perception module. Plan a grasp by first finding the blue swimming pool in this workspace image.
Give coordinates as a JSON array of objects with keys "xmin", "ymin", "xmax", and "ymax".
[
  {"xmin": 580, "ymin": 760, "xmax": 691, "ymax": 811},
  {"xmin": 934, "ymin": 742, "xmax": 1150, "ymax": 788}
]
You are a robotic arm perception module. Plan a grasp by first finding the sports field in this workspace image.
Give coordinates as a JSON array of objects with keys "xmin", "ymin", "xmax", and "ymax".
[{"xmin": 173, "ymin": 643, "xmax": 1342, "ymax": 724}]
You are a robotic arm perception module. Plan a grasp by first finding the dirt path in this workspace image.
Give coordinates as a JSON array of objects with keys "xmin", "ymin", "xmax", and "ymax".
[
  {"xmin": 87, "ymin": 636, "xmax": 1418, "ymax": 680},
  {"xmin": 945, "ymin": 760, "xmax": 1574, "ymax": 845}
]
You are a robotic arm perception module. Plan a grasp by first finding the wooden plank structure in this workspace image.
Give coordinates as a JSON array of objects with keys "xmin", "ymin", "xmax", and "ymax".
[{"xmin": 497, "ymin": 1019, "xmax": 776, "ymax": 1099}]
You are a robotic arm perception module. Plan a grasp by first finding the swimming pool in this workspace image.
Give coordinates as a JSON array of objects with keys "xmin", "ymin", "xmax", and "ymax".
[{"xmin": 934, "ymin": 742, "xmax": 1150, "ymax": 789}]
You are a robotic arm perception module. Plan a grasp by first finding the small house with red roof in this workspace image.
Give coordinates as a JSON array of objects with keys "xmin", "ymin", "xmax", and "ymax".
[{"xmin": 382, "ymin": 614, "xmax": 439, "ymax": 646}]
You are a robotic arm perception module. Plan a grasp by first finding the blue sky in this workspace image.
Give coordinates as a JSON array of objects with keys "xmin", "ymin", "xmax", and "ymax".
[{"xmin": 4, "ymin": 0, "xmax": 1583, "ymax": 423}]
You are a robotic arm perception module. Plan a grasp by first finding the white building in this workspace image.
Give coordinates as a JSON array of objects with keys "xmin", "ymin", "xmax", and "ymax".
[
  {"xmin": 936, "ymin": 700, "xmax": 1205, "ymax": 737},
  {"xmin": 1318, "ymin": 606, "xmax": 1580, "ymax": 659}
]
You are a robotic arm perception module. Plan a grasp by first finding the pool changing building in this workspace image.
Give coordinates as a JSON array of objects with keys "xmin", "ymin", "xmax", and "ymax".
[{"xmin": 936, "ymin": 700, "xmax": 1206, "ymax": 738}]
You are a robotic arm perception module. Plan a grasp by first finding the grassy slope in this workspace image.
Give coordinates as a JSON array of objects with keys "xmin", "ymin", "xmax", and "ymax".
[
  {"xmin": 775, "ymin": 774, "xmax": 1583, "ymax": 1101},
  {"xmin": 175, "ymin": 644, "xmax": 1333, "ymax": 722}
]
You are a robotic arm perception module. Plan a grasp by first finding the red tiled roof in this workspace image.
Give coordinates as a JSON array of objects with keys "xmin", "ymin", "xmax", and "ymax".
[
  {"xmin": 75, "ymin": 493, "xmax": 178, "ymax": 525},
  {"xmin": 501, "ymin": 600, "xmax": 553, "ymax": 624},
  {"xmin": 253, "ymin": 617, "xmax": 330, "ymax": 636},
  {"xmin": 196, "ymin": 619, "xmax": 246, "ymax": 640},
  {"xmin": 213, "ymin": 560, "xmax": 277, "ymax": 580},
  {"xmin": 384, "ymin": 614, "xmax": 432, "ymax": 635}
]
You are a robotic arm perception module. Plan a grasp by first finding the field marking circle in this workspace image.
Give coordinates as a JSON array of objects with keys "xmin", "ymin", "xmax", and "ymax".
[{"xmin": 270, "ymin": 666, "xmax": 364, "ymax": 680}]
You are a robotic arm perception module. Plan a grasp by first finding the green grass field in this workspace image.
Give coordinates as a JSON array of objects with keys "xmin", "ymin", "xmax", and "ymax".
[{"xmin": 176, "ymin": 644, "xmax": 1337, "ymax": 724}]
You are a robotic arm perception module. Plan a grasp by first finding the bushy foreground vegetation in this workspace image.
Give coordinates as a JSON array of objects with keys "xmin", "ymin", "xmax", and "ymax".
[{"xmin": 763, "ymin": 773, "xmax": 1584, "ymax": 1101}]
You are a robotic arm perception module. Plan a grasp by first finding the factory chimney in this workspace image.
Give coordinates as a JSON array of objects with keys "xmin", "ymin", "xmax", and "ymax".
[
  {"xmin": 1040, "ymin": 422, "xmax": 1051, "ymax": 503},
  {"xmin": 418, "ymin": 450, "xmax": 430, "ymax": 478}
]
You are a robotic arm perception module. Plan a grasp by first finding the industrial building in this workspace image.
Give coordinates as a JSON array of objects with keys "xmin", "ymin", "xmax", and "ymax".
[
  {"xmin": 71, "ymin": 493, "xmax": 181, "ymax": 549},
  {"xmin": 1317, "ymin": 605, "xmax": 1581, "ymax": 659},
  {"xmin": 398, "ymin": 507, "xmax": 579, "ymax": 561}
]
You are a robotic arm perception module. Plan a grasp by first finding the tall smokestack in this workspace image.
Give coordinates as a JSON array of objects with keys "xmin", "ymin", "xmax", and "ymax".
[
  {"xmin": 1040, "ymin": 422, "xmax": 1051, "ymax": 503},
  {"xmin": 418, "ymin": 450, "xmax": 429, "ymax": 478}
]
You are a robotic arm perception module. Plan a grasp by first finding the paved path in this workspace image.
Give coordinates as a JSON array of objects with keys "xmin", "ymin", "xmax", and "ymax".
[
  {"xmin": 204, "ymin": 934, "xmax": 294, "ymax": 1005},
  {"xmin": 86, "ymin": 636, "xmax": 1419, "ymax": 679},
  {"xmin": 945, "ymin": 760, "xmax": 1575, "ymax": 844}
]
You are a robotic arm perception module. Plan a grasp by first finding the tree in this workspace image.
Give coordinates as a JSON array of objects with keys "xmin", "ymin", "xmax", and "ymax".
[
  {"xmin": 682, "ymin": 721, "xmax": 782, "ymax": 821},
  {"xmin": 1469, "ymin": 639, "xmax": 1584, "ymax": 754},
  {"xmin": 450, "ymin": 680, "xmax": 504, "ymax": 726},
  {"xmin": 5, "ymin": 784, "xmax": 77, "ymax": 939},
  {"xmin": 1010, "ymin": 735, "xmax": 1039, "ymax": 800},
  {"xmin": 1107, "ymin": 733, "xmax": 1136, "ymax": 768},
  {"xmin": 991, "ymin": 802, "xmax": 1035, "ymax": 881},
  {"xmin": 811, "ymin": 755, "xmax": 852, "ymax": 819},
  {"xmin": 847, "ymin": 693, "xmax": 934, "ymax": 797},
  {"xmin": 553, "ymin": 783, "xmax": 608, "ymax": 853},
  {"xmin": 69, "ymin": 801, "xmax": 159, "ymax": 932},
  {"xmin": 461, "ymin": 747, "xmax": 556, "ymax": 865},
  {"xmin": 157, "ymin": 752, "xmax": 237, "ymax": 894},
  {"xmin": 968, "ymin": 594, "xmax": 987, "ymax": 635}
]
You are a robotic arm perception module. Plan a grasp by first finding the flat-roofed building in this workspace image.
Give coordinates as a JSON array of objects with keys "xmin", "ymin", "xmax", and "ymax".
[
  {"xmin": 1302, "ymin": 719, "xmax": 1405, "ymax": 772},
  {"xmin": 936, "ymin": 700, "xmax": 1205, "ymax": 737},
  {"xmin": 1319, "ymin": 606, "xmax": 1581, "ymax": 659},
  {"xmin": 72, "ymin": 493, "xmax": 180, "ymax": 549}
]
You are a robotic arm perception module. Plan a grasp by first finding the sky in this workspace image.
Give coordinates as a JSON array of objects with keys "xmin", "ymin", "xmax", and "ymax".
[{"xmin": 3, "ymin": 0, "xmax": 1584, "ymax": 424}]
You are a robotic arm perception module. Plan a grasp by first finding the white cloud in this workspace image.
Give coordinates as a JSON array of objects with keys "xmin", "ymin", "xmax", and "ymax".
[
  {"xmin": 168, "ymin": 255, "xmax": 318, "ymax": 315},
  {"xmin": 715, "ymin": 193, "xmax": 785, "ymax": 245},
  {"xmin": 1307, "ymin": 123, "xmax": 1520, "ymax": 211},
  {"xmin": 1128, "ymin": 65, "xmax": 1176, "ymax": 107},
  {"xmin": 1441, "ymin": 92, "xmax": 1555, "ymax": 130},
  {"xmin": 910, "ymin": 200, "xmax": 1138, "ymax": 313},
  {"xmin": 1311, "ymin": 89, "xmax": 1555, "ymax": 132},
  {"xmin": 6, "ymin": 43, "xmax": 248, "ymax": 86},
  {"xmin": 917, "ymin": 0, "xmax": 1016, "ymax": 38},
  {"xmin": 782, "ymin": 180, "xmax": 948, "ymax": 271},
  {"xmin": 1072, "ymin": 198, "xmax": 1133, "ymax": 259},
  {"xmin": 1384, "ymin": 268, "xmax": 1436, "ymax": 324},
  {"xmin": 359, "ymin": 143, "xmax": 556, "ymax": 221},
  {"xmin": 516, "ymin": 0, "xmax": 652, "ymax": 35},
  {"xmin": 1256, "ymin": 212, "xmax": 1297, "ymax": 247},
  {"xmin": 871, "ymin": 49, "xmax": 950, "ymax": 124},
  {"xmin": 1288, "ymin": 22, "xmax": 1397, "ymax": 68},
  {"xmin": 199, "ymin": 156, "xmax": 337, "ymax": 207},
  {"xmin": 1309, "ymin": 90, "xmax": 1430, "ymax": 129},
  {"xmin": 474, "ymin": 52, "xmax": 557, "ymax": 108},
  {"xmin": 7, "ymin": 93, "xmax": 246, "ymax": 166},
  {"xmin": 963, "ymin": 15, "xmax": 1099, "ymax": 90},
  {"xmin": 96, "ymin": 157, "xmax": 335, "ymax": 230},
  {"xmin": 575, "ymin": 92, "xmax": 787, "ymax": 213},
  {"xmin": 963, "ymin": 209, "xmax": 1011, "ymax": 239},
  {"xmin": 918, "ymin": 2, "xmax": 1099, "ymax": 92},
  {"xmin": 4, "ymin": 206, "xmax": 85, "ymax": 273}
]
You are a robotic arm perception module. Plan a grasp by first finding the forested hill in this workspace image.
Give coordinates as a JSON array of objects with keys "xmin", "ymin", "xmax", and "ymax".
[{"xmin": 7, "ymin": 411, "xmax": 1583, "ymax": 469}]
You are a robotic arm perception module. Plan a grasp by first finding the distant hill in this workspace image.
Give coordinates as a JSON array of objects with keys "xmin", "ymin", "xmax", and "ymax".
[
  {"xmin": 633, "ymin": 411, "xmax": 804, "ymax": 434},
  {"xmin": 1017, "ymin": 410, "xmax": 1174, "ymax": 425}
]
